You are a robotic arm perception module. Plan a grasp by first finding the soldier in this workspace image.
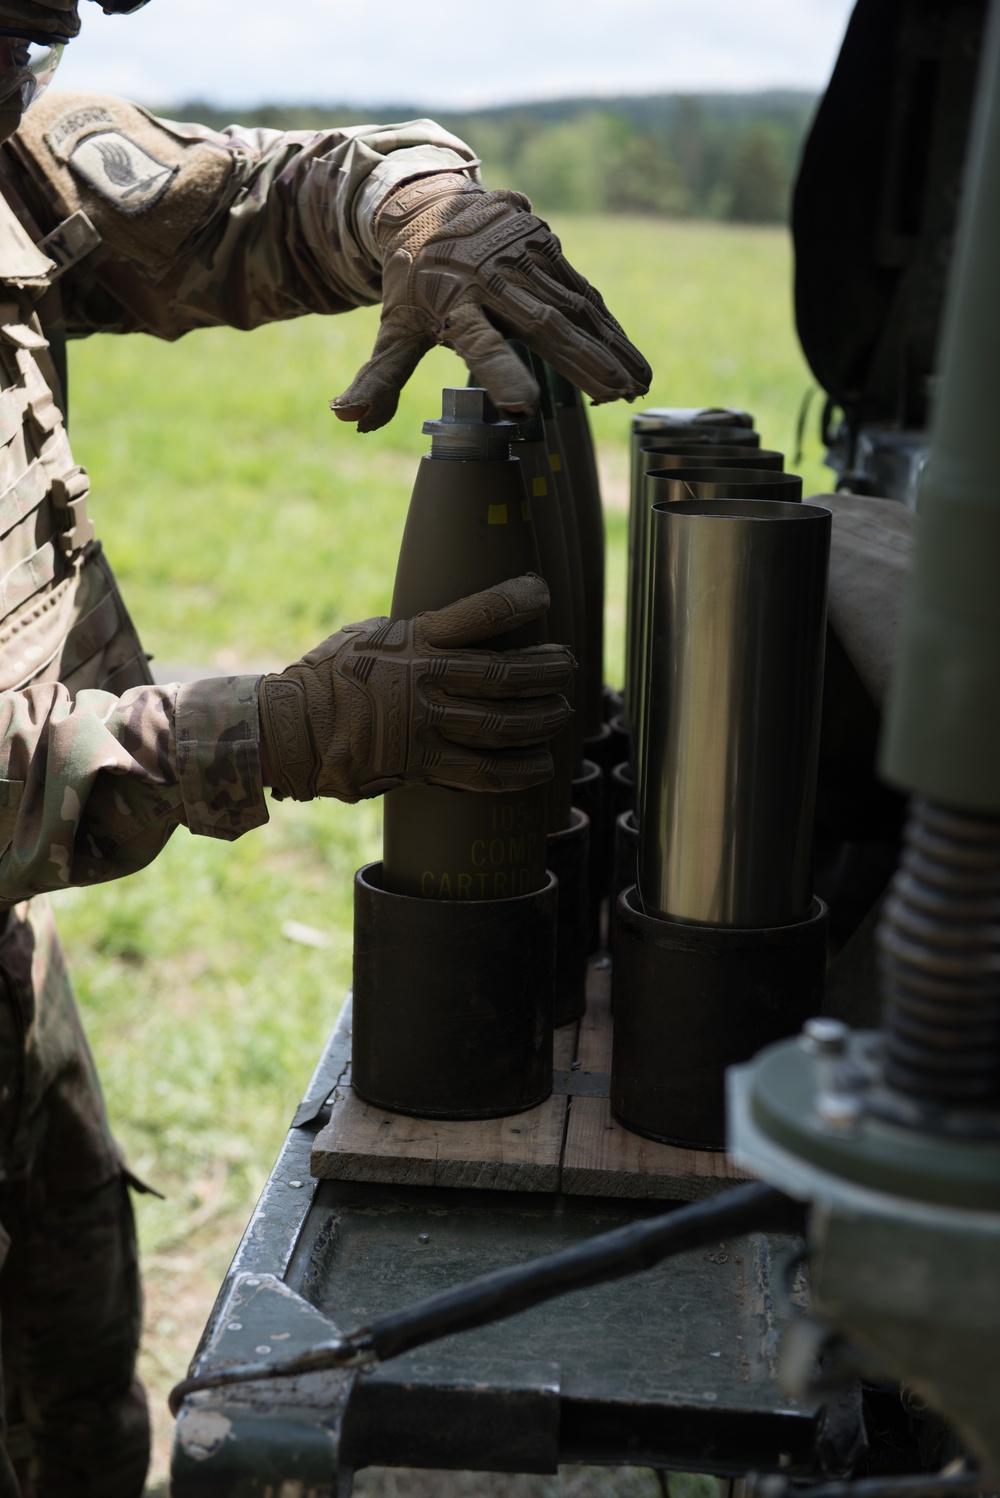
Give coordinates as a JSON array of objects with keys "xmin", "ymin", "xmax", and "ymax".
[{"xmin": 0, "ymin": 3, "xmax": 650, "ymax": 1493}]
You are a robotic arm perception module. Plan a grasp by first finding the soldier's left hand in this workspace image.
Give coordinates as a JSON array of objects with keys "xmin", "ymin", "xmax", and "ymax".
[{"xmin": 331, "ymin": 173, "xmax": 652, "ymax": 432}]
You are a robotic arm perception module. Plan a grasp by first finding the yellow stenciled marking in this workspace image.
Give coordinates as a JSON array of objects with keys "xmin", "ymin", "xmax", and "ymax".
[
  {"xmin": 549, "ymin": 452, "xmax": 563, "ymax": 472},
  {"xmin": 487, "ymin": 503, "xmax": 508, "ymax": 525},
  {"xmin": 521, "ymin": 500, "xmax": 532, "ymax": 521},
  {"xmin": 532, "ymin": 476, "xmax": 548, "ymax": 497}
]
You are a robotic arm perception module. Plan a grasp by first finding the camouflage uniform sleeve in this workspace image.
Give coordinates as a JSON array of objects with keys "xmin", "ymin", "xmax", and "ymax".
[
  {"xmin": 5, "ymin": 93, "xmax": 480, "ymax": 338},
  {"xmin": 0, "ymin": 674, "xmax": 267, "ymax": 901}
]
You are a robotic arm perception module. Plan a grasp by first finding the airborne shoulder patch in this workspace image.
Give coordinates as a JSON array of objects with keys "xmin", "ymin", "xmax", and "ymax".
[
  {"xmin": 62, "ymin": 131, "xmax": 179, "ymax": 217},
  {"xmin": 46, "ymin": 108, "xmax": 181, "ymax": 217}
]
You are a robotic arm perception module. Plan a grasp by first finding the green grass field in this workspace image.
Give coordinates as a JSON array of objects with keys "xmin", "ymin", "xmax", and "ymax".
[{"xmin": 49, "ymin": 215, "xmax": 828, "ymax": 1493}]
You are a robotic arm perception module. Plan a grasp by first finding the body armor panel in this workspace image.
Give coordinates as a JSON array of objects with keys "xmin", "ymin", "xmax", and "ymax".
[{"xmin": 0, "ymin": 187, "xmax": 149, "ymax": 699}]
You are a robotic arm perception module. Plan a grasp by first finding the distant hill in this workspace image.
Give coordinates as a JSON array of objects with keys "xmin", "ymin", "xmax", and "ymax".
[{"xmin": 158, "ymin": 91, "xmax": 820, "ymax": 224}]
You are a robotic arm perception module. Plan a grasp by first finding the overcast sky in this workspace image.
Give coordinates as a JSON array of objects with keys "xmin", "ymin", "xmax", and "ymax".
[{"xmin": 55, "ymin": 0, "xmax": 857, "ymax": 111}]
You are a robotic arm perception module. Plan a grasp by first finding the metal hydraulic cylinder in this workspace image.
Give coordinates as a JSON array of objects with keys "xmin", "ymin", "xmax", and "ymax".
[
  {"xmin": 881, "ymin": 1, "xmax": 1000, "ymax": 813},
  {"xmin": 730, "ymin": 10, "xmax": 1000, "ymax": 1468}
]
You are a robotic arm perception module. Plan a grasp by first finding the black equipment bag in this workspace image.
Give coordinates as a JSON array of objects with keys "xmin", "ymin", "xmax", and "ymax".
[{"xmin": 793, "ymin": 0, "xmax": 988, "ymax": 439}]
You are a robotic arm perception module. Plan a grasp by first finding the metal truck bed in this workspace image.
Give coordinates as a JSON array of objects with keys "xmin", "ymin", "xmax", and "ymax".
[{"xmin": 171, "ymin": 968, "xmax": 832, "ymax": 1496}]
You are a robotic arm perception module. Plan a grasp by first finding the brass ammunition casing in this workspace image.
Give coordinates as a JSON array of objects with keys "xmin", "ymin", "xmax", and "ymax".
[
  {"xmin": 624, "ymin": 418, "xmax": 760, "ymax": 723},
  {"xmin": 632, "ymin": 464, "xmax": 801, "ymax": 800},
  {"xmin": 382, "ymin": 390, "xmax": 548, "ymax": 900},
  {"xmin": 639, "ymin": 498, "xmax": 829, "ymax": 926}
]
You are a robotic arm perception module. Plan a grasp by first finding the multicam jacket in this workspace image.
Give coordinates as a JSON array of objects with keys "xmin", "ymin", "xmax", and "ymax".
[{"xmin": 0, "ymin": 90, "xmax": 477, "ymax": 904}]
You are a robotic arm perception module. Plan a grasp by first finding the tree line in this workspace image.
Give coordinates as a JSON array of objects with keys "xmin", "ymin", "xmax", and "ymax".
[{"xmin": 164, "ymin": 92, "xmax": 818, "ymax": 225}]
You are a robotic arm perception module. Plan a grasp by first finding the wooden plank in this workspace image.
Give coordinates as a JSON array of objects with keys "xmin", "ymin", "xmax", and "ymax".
[
  {"xmin": 311, "ymin": 1086, "xmax": 567, "ymax": 1193},
  {"xmin": 562, "ymin": 955, "xmax": 752, "ymax": 1200},
  {"xmin": 575, "ymin": 957, "xmax": 613, "ymax": 1072},
  {"xmin": 553, "ymin": 1020, "xmax": 579, "ymax": 1071},
  {"xmin": 311, "ymin": 959, "xmax": 753, "ymax": 1199},
  {"xmin": 560, "ymin": 1095, "xmax": 752, "ymax": 1201}
]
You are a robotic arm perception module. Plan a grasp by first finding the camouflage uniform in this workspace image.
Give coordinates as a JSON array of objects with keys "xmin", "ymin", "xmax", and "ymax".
[{"xmin": 0, "ymin": 89, "xmax": 476, "ymax": 1495}]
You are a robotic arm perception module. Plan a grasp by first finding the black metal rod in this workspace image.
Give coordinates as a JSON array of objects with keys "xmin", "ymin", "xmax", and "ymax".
[{"xmin": 170, "ymin": 1179, "xmax": 790, "ymax": 1414}]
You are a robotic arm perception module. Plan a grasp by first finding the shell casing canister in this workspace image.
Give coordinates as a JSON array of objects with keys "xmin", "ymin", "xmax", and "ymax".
[{"xmin": 383, "ymin": 783, "xmax": 548, "ymax": 901}]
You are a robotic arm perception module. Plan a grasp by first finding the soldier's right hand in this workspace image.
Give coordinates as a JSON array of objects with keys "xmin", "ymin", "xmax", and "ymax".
[{"xmin": 258, "ymin": 574, "xmax": 574, "ymax": 804}]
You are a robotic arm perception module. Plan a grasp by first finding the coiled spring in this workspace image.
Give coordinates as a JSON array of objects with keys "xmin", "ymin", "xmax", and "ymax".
[{"xmin": 879, "ymin": 798, "xmax": 1000, "ymax": 1115}]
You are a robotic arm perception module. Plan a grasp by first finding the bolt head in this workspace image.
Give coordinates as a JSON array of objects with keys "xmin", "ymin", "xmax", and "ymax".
[
  {"xmin": 817, "ymin": 1091, "xmax": 864, "ymax": 1134},
  {"xmin": 441, "ymin": 387, "xmax": 497, "ymax": 423},
  {"xmin": 801, "ymin": 1017, "xmax": 849, "ymax": 1057}
]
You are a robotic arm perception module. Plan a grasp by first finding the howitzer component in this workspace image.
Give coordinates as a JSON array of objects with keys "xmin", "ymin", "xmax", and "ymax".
[
  {"xmin": 638, "ymin": 498, "xmax": 827, "ymax": 926},
  {"xmin": 831, "ymin": 425, "xmax": 929, "ymax": 509},
  {"xmin": 732, "ymin": 6, "xmax": 1000, "ymax": 1469},
  {"xmin": 729, "ymin": 1020, "xmax": 1000, "ymax": 1475},
  {"xmin": 881, "ymin": 12, "xmax": 1000, "ymax": 814},
  {"xmin": 383, "ymin": 389, "xmax": 547, "ymax": 901},
  {"xmin": 613, "ymin": 499, "xmax": 830, "ymax": 1148}
]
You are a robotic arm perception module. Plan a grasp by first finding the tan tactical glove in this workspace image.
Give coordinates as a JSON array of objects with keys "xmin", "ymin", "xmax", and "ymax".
[
  {"xmin": 332, "ymin": 173, "xmax": 652, "ymax": 432},
  {"xmin": 259, "ymin": 575, "xmax": 573, "ymax": 803}
]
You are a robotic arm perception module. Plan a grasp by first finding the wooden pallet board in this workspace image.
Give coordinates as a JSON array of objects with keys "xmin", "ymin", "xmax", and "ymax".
[
  {"xmin": 560, "ymin": 967, "xmax": 751, "ymax": 1200},
  {"xmin": 311, "ymin": 959, "xmax": 751, "ymax": 1200}
]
